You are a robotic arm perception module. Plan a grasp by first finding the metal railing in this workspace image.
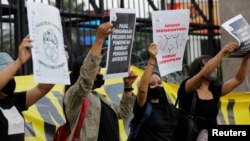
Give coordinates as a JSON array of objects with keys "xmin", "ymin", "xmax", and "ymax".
[{"xmin": 0, "ymin": 0, "xmax": 220, "ymax": 84}]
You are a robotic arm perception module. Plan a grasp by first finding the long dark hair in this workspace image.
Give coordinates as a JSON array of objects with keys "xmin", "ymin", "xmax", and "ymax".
[
  {"xmin": 189, "ymin": 55, "xmax": 211, "ymax": 78},
  {"xmin": 189, "ymin": 55, "xmax": 222, "ymax": 86}
]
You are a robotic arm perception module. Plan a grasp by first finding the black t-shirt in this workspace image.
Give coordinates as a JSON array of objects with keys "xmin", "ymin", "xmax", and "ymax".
[
  {"xmin": 97, "ymin": 100, "xmax": 119, "ymax": 141},
  {"xmin": 0, "ymin": 91, "xmax": 27, "ymax": 141},
  {"xmin": 130, "ymin": 101, "xmax": 175, "ymax": 141},
  {"xmin": 177, "ymin": 78, "xmax": 221, "ymax": 129}
]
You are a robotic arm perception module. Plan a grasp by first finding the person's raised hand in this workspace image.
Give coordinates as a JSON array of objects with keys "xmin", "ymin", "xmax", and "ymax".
[
  {"xmin": 221, "ymin": 42, "xmax": 238, "ymax": 56},
  {"xmin": 123, "ymin": 71, "xmax": 138, "ymax": 88},
  {"xmin": 148, "ymin": 43, "xmax": 158, "ymax": 60},
  {"xmin": 95, "ymin": 22, "xmax": 114, "ymax": 42},
  {"xmin": 17, "ymin": 35, "xmax": 32, "ymax": 64}
]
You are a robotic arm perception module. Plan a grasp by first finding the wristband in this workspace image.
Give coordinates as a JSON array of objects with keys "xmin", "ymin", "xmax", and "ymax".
[
  {"xmin": 124, "ymin": 87, "xmax": 134, "ymax": 92},
  {"xmin": 148, "ymin": 61, "xmax": 155, "ymax": 66}
]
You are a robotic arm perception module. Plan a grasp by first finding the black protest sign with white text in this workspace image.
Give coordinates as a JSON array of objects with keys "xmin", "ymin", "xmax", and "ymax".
[{"xmin": 106, "ymin": 11, "xmax": 136, "ymax": 78}]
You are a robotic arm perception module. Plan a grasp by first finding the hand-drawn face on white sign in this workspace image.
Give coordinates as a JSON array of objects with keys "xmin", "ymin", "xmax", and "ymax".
[
  {"xmin": 43, "ymin": 29, "xmax": 59, "ymax": 63},
  {"xmin": 27, "ymin": 2, "xmax": 70, "ymax": 84}
]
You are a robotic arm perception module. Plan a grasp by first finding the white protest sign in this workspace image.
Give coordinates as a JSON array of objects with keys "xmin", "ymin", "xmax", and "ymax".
[
  {"xmin": 221, "ymin": 14, "xmax": 250, "ymax": 57},
  {"xmin": 104, "ymin": 8, "xmax": 136, "ymax": 79},
  {"xmin": 152, "ymin": 9, "xmax": 190, "ymax": 76},
  {"xmin": 27, "ymin": 2, "xmax": 70, "ymax": 84}
]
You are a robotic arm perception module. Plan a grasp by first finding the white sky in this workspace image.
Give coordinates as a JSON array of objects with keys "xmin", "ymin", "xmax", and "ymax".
[
  {"xmin": 1, "ymin": 0, "xmax": 218, "ymax": 18},
  {"xmin": 1, "ymin": 0, "xmax": 161, "ymax": 18}
]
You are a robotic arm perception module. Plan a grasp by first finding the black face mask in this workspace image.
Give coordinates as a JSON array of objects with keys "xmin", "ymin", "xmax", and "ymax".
[
  {"xmin": 147, "ymin": 86, "xmax": 165, "ymax": 100},
  {"xmin": 94, "ymin": 74, "xmax": 105, "ymax": 88},
  {"xmin": 1, "ymin": 78, "xmax": 16, "ymax": 97}
]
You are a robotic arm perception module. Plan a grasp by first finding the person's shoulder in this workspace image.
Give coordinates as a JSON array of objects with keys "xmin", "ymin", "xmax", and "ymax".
[
  {"xmin": 183, "ymin": 77, "xmax": 190, "ymax": 83},
  {"xmin": 179, "ymin": 78, "xmax": 190, "ymax": 88},
  {"xmin": 14, "ymin": 91, "xmax": 27, "ymax": 98},
  {"xmin": 93, "ymin": 91, "xmax": 107, "ymax": 98}
]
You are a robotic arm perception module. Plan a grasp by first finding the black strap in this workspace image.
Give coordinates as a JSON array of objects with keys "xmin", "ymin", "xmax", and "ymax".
[
  {"xmin": 128, "ymin": 102, "xmax": 153, "ymax": 140},
  {"xmin": 174, "ymin": 91, "xmax": 197, "ymax": 116}
]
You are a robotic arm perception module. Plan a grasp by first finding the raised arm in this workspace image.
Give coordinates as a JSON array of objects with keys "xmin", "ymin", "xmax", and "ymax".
[
  {"xmin": 25, "ymin": 83, "xmax": 54, "ymax": 108},
  {"xmin": 137, "ymin": 43, "xmax": 157, "ymax": 107},
  {"xmin": 185, "ymin": 42, "xmax": 238, "ymax": 93},
  {"xmin": 221, "ymin": 54, "xmax": 250, "ymax": 96},
  {"xmin": 115, "ymin": 70, "xmax": 138, "ymax": 118},
  {"xmin": 123, "ymin": 70, "xmax": 138, "ymax": 97},
  {"xmin": 91, "ymin": 22, "xmax": 114, "ymax": 57},
  {"xmin": 80, "ymin": 22, "xmax": 114, "ymax": 91},
  {"xmin": 64, "ymin": 22, "xmax": 114, "ymax": 96},
  {"xmin": 0, "ymin": 36, "xmax": 32, "ymax": 90}
]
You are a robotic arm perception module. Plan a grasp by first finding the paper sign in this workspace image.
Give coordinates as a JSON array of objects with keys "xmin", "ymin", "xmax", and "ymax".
[
  {"xmin": 221, "ymin": 14, "xmax": 250, "ymax": 57},
  {"xmin": 152, "ymin": 9, "xmax": 190, "ymax": 76},
  {"xmin": 0, "ymin": 106, "xmax": 24, "ymax": 135},
  {"xmin": 104, "ymin": 8, "xmax": 136, "ymax": 79},
  {"xmin": 27, "ymin": 2, "xmax": 70, "ymax": 84}
]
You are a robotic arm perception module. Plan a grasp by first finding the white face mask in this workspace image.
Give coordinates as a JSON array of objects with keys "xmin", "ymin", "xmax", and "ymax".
[{"xmin": 208, "ymin": 68, "xmax": 217, "ymax": 81}]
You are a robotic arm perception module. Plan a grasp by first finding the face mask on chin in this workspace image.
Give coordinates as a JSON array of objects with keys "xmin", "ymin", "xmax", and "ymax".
[
  {"xmin": 147, "ymin": 86, "xmax": 165, "ymax": 100},
  {"xmin": 1, "ymin": 78, "xmax": 16, "ymax": 97},
  {"xmin": 94, "ymin": 74, "xmax": 105, "ymax": 89}
]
